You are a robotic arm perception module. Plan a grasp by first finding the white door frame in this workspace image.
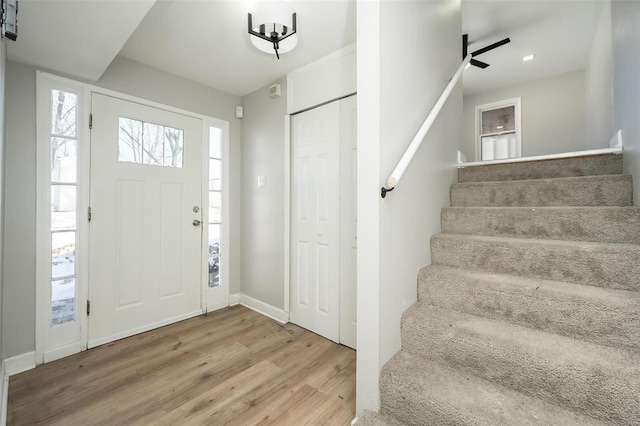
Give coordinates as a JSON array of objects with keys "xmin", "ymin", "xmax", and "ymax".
[
  {"xmin": 35, "ymin": 71, "xmax": 230, "ymax": 364},
  {"xmin": 36, "ymin": 73, "xmax": 91, "ymax": 363},
  {"xmin": 474, "ymin": 97, "xmax": 522, "ymax": 161},
  {"xmin": 202, "ymin": 118, "xmax": 231, "ymax": 313}
]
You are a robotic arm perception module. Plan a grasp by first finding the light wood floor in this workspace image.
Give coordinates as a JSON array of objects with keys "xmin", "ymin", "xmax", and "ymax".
[{"xmin": 8, "ymin": 306, "xmax": 356, "ymax": 425}]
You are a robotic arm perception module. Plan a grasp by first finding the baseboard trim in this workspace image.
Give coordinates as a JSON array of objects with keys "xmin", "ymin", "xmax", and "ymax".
[
  {"xmin": 229, "ymin": 293, "xmax": 241, "ymax": 306},
  {"xmin": 239, "ymin": 294, "xmax": 289, "ymax": 324},
  {"xmin": 1, "ymin": 362, "xmax": 7, "ymax": 426},
  {"xmin": 206, "ymin": 299, "xmax": 230, "ymax": 313},
  {"xmin": 4, "ymin": 351, "xmax": 36, "ymax": 376},
  {"xmin": 88, "ymin": 309, "xmax": 203, "ymax": 349},
  {"xmin": 43, "ymin": 342, "xmax": 85, "ymax": 364}
]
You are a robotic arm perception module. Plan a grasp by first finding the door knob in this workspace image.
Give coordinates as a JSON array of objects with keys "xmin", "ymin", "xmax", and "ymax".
[{"xmin": 193, "ymin": 220, "xmax": 201, "ymax": 227}]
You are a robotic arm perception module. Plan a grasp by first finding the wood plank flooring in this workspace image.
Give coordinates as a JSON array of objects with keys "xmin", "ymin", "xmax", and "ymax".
[{"xmin": 8, "ymin": 306, "xmax": 356, "ymax": 425}]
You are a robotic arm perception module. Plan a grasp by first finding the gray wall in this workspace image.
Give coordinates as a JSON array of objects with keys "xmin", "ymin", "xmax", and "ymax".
[
  {"xmin": 585, "ymin": 0, "xmax": 613, "ymax": 150},
  {"xmin": 2, "ymin": 57, "xmax": 242, "ymax": 358},
  {"xmin": 0, "ymin": 39, "xmax": 7, "ymax": 363},
  {"xmin": 612, "ymin": 1, "xmax": 640, "ymax": 205},
  {"xmin": 240, "ymin": 79, "xmax": 287, "ymax": 309},
  {"xmin": 3, "ymin": 61, "xmax": 36, "ymax": 359},
  {"xmin": 356, "ymin": 0, "xmax": 462, "ymax": 413},
  {"xmin": 463, "ymin": 69, "xmax": 587, "ymax": 161}
]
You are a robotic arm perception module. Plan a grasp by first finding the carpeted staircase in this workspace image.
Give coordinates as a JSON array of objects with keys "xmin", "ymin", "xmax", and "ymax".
[{"xmin": 358, "ymin": 153, "xmax": 640, "ymax": 426}]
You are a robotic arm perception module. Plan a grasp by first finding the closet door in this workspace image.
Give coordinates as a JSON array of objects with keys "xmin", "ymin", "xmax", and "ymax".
[{"xmin": 290, "ymin": 101, "xmax": 341, "ymax": 342}]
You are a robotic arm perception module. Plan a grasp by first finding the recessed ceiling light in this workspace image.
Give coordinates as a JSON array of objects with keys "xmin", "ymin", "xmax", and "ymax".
[{"xmin": 523, "ymin": 54, "xmax": 535, "ymax": 62}]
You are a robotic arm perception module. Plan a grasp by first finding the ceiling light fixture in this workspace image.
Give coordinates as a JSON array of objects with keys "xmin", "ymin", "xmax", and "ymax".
[
  {"xmin": 523, "ymin": 54, "xmax": 535, "ymax": 62},
  {"xmin": 248, "ymin": 1, "xmax": 297, "ymax": 60}
]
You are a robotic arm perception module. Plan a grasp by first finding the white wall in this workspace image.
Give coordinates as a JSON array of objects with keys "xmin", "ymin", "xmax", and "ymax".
[
  {"xmin": 612, "ymin": 1, "xmax": 640, "ymax": 205},
  {"xmin": 2, "ymin": 57, "xmax": 242, "ymax": 359},
  {"xmin": 585, "ymin": 0, "xmax": 613, "ymax": 150},
  {"xmin": 240, "ymin": 79, "xmax": 287, "ymax": 309},
  {"xmin": 357, "ymin": 0, "xmax": 462, "ymax": 414},
  {"xmin": 463, "ymin": 69, "xmax": 587, "ymax": 161},
  {"xmin": 287, "ymin": 45, "xmax": 356, "ymax": 114}
]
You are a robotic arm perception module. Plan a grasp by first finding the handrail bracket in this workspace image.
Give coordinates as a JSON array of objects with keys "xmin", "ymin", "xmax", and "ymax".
[{"xmin": 380, "ymin": 186, "xmax": 394, "ymax": 198}]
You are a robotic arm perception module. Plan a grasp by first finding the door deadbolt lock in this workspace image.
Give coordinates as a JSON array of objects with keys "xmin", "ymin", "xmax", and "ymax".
[
  {"xmin": 193, "ymin": 206, "xmax": 200, "ymax": 213},
  {"xmin": 193, "ymin": 219, "xmax": 201, "ymax": 227}
]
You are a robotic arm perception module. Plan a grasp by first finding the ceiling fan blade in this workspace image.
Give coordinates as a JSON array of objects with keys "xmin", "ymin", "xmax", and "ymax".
[
  {"xmin": 462, "ymin": 34, "xmax": 469, "ymax": 58},
  {"xmin": 471, "ymin": 37, "xmax": 511, "ymax": 57},
  {"xmin": 471, "ymin": 58, "xmax": 490, "ymax": 69}
]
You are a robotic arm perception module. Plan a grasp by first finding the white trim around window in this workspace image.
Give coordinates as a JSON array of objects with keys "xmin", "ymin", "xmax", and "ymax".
[
  {"xmin": 474, "ymin": 97, "xmax": 522, "ymax": 162},
  {"xmin": 202, "ymin": 118, "xmax": 230, "ymax": 312},
  {"xmin": 36, "ymin": 73, "xmax": 91, "ymax": 364}
]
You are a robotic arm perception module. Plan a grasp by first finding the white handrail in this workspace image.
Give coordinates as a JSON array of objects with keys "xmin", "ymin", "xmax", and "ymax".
[{"xmin": 381, "ymin": 54, "xmax": 472, "ymax": 198}]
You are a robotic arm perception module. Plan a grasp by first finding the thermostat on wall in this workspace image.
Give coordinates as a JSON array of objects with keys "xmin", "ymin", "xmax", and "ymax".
[
  {"xmin": 235, "ymin": 106, "xmax": 244, "ymax": 119},
  {"xmin": 270, "ymin": 83, "xmax": 281, "ymax": 98}
]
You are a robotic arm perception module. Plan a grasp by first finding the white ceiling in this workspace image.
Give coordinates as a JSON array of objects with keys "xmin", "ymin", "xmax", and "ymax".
[
  {"xmin": 7, "ymin": 0, "xmax": 604, "ymax": 99},
  {"xmin": 7, "ymin": 0, "xmax": 156, "ymax": 81},
  {"xmin": 462, "ymin": 0, "xmax": 604, "ymax": 96},
  {"xmin": 119, "ymin": 0, "xmax": 357, "ymax": 97}
]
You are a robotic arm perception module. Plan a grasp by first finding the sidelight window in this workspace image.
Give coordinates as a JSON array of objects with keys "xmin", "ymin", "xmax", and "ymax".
[
  {"xmin": 208, "ymin": 127, "xmax": 222, "ymax": 288},
  {"xmin": 49, "ymin": 90, "xmax": 79, "ymax": 325}
]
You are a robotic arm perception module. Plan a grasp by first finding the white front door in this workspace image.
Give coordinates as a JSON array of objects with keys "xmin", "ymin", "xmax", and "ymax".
[
  {"xmin": 290, "ymin": 101, "xmax": 341, "ymax": 342},
  {"xmin": 88, "ymin": 94, "xmax": 203, "ymax": 348}
]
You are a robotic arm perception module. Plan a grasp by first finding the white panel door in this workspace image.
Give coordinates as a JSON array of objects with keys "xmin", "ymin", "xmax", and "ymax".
[
  {"xmin": 291, "ymin": 101, "xmax": 341, "ymax": 342},
  {"xmin": 88, "ymin": 94, "xmax": 203, "ymax": 348},
  {"xmin": 339, "ymin": 95, "xmax": 357, "ymax": 349}
]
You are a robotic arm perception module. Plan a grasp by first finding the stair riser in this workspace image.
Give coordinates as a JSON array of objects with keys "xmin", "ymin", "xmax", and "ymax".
[
  {"xmin": 458, "ymin": 155, "xmax": 623, "ymax": 183},
  {"xmin": 401, "ymin": 310, "xmax": 640, "ymax": 423},
  {"xmin": 379, "ymin": 380, "xmax": 484, "ymax": 426},
  {"xmin": 451, "ymin": 175, "xmax": 633, "ymax": 207},
  {"xmin": 431, "ymin": 235, "xmax": 640, "ymax": 291},
  {"xmin": 418, "ymin": 267, "xmax": 640, "ymax": 353},
  {"xmin": 442, "ymin": 207, "xmax": 640, "ymax": 244},
  {"xmin": 380, "ymin": 352, "xmax": 603, "ymax": 426}
]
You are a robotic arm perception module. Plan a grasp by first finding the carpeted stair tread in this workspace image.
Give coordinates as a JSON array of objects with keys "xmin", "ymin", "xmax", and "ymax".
[
  {"xmin": 356, "ymin": 410, "xmax": 407, "ymax": 426},
  {"xmin": 450, "ymin": 175, "xmax": 632, "ymax": 207},
  {"xmin": 458, "ymin": 154, "xmax": 623, "ymax": 183},
  {"xmin": 380, "ymin": 350, "xmax": 605, "ymax": 426},
  {"xmin": 417, "ymin": 265, "xmax": 640, "ymax": 352},
  {"xmin": 431, "ymin": 233, "xmax": 640, "ymax": 291},
  {"xmin": 441, "ymin": 206, "xmax": 640, "ymax": 244},
  {"xmin": 401, "ymin": 304, "xmax": 640, "ymax": 424}
]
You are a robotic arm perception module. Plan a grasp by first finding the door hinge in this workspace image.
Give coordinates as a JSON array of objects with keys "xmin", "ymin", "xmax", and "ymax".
[
  {"xmin": 89, "ymin": 113, "xmax": 93, "ymax": 130},
  {"xmin": 86, "ymin": 300, "xmax": 91, "ymax": 316},
  {"xmin": 88, "ymin": 207, "xmax": 92, "ymax": 222}
]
